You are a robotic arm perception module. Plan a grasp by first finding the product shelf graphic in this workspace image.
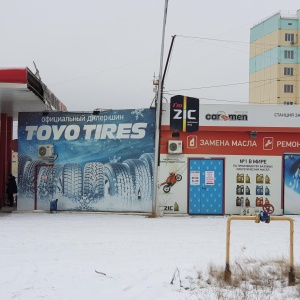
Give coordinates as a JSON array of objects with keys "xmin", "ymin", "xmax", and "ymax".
[{"xmin": 235, "ymin": 173, "xmax": 271, "ymax": 209}]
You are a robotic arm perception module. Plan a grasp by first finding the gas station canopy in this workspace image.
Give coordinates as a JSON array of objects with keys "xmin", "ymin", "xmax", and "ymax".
[{"xmin": 0, "ymin": 67, "xmax": 67, "ymax": 120}]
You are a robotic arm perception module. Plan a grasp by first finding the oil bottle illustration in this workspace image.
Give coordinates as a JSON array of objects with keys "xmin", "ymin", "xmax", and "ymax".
[
  {"xmin": 246, "ymin": 174, "xmax": 250, "ymax": 183},
  {"xmin": 174, "ymin": 202, "xmax": 179, "ymax": 211},
  {"xmin": 256, "ymin": 197, "xmax": 263, "ymax": 206},
  {"xmin": 236, "ymin": 197, "xmax": 241, "ymax": 206},
  {"xmin": 246, "ymin": 186, "xmax": 250, "ymax": 195},
  {"xmin": 236, "ymin": 185, "xmax": 244, "ymax": 195},
  {"xmin": 245, "ymin": 197, "xmax": 250, "ymax": 207},
  {"xmin": 256, "ymin": 174, "xmax": 264, "ymax": 183},
  {"xmin": 256, "ymin": 185, "xmax": 263, "ymax": 195},
  {"xmin": 265, "ymin": 175, "xmax": 270, "ymax": 184},
  {"xmin": 236, "ymin": 173, "xmax": 244, "ymax": 183}
]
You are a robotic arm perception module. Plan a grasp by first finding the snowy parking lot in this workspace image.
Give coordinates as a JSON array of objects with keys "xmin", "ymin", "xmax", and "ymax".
[{"xmin": 0, "ymin": 212, "xmax": 299, "ymax": 299}]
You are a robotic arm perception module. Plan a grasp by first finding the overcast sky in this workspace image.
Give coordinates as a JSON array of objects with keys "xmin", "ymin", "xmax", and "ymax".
[{"xmin": 1, "ymin": 0, "xmax": 299, "ymax": 112}]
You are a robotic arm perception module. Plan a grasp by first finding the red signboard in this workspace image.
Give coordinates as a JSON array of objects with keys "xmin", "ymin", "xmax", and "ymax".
[{"xmin": 161, "ymin": 130, "xmax": 300, "ymax": 156}]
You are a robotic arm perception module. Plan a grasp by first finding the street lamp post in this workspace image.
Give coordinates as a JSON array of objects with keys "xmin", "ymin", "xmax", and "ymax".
[{"xmin": 152, "ymin": 0, "xmax": 169, "ymax": 216}]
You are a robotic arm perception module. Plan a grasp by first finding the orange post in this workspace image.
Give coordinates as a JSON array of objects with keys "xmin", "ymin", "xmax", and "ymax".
[{"xmin": 224, "ymin": 215, "xmax": 295, "ymax": 286}]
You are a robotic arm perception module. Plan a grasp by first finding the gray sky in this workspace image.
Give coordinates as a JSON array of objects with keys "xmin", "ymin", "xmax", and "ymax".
[{"xmin": 1, "ymin": 0, "xmax": 299, "ymax": 111}]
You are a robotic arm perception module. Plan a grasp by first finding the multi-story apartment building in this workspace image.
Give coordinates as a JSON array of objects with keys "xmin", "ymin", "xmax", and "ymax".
[{"xmin": 249, "ymin": 10, "xmax": 299, "ymax": 104}]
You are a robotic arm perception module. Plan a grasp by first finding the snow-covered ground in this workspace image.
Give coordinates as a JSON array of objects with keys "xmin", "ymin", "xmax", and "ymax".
[{"xmin": 0, "ymin": 212, "xmax": 299, "ymax": 299}]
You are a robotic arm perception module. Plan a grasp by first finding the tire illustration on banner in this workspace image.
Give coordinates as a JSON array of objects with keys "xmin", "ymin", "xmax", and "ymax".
[
  {"xmin": 22, "ymin": 160, "xmax": 45, "ymax": 194},
  {"xmin": 83, "ymin": 162, "xmax": 105, "ymax": 201},
  {"xmin": 37, "ymin": 164, "xmax": 64, "ymax": 201},
  {"xmin": 123, "ymin": 159, "xmax": 152, "ymax": 200},
  {"xmin": 63, "ymin": 163, "xmax": 83, "ymax": 201},
  {"xmin": 104, "ymin": 162, "xmax": 134, "ymax": 202},
  {"xmin": 17, "ymin": 153, "xmax": 154, "ymax": 210},
  {"xmin": 139, "ymin": 153, "xmax": 154, "ymax": 196},
  {"xmin": 52, "ymin": 164, "xmax": 64, "ymax": 195},
  {"xmin": 18, "ymin": 154, "xmax": 32, "ymax": 187},
  {"xmin": 37, "ymin": 165, "xmax": 54, "ymax": 200}
]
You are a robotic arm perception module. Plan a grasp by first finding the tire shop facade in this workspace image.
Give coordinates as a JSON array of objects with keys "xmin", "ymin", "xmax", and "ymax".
[
  {"xmin": 158, "ymin": 96, "xmax": 300, "ymax": 216},
  {"xmin": 17, "ymin": 109, "xmax": 155, "ymax": 212}
]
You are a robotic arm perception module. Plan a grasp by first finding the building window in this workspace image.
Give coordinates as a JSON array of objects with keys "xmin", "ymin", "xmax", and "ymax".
[
  {"xmin": 285, "ymin": 33, "xmax": 295, "ymax": 42},
  {"xmin": 284, "ymin": 101, "xmax": 294, "ymax": 105},
  {"xmin": 284, "ymin": 85, "xmax": 294, "ymax": 93},
  {"xmin": 284, "ymin": 67, "xmax": 294, "ymax": 76},
  {"xmin": 284, "ymin": 50, "xmax": 294, "ymax": 59}
]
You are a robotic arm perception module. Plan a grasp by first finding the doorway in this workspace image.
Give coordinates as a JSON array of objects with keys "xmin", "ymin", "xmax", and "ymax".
[{"xmin": 188, "ymin": 158, "xmax": 224, "ymax": 215}]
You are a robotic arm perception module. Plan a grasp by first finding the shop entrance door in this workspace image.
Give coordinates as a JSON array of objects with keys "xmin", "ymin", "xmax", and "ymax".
[{"xmin": 188, "ymin": 158, "xmax": 224, "ymax": 215}]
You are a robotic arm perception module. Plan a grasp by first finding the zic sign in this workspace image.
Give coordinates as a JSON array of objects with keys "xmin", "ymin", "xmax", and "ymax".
[{"xmin": 170, "ymin": 95, "xmax": 199, "ymax": 132}]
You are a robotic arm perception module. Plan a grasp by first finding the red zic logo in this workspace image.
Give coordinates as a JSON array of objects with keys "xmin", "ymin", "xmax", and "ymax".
[{"xmin": 263, "ymin": 137, "xmax": 273, "ymax": 150}]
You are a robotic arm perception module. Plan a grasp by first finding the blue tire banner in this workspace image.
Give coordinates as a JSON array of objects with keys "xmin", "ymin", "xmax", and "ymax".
[
  {"xmin": 18, "ymin": 109, "xmax": 155, "ymax": 212},
  {"xmin": 283, "ymin": 154, "xmax": 300, "ymax": 214}
]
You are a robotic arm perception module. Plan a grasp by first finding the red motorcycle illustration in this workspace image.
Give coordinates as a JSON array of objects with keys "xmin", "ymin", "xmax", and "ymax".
[{"xmin": 160, "ymin": 172, "xmax": 182, "ymax": 193}]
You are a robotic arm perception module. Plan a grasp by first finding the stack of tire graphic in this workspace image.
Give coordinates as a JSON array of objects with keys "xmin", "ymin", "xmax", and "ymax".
[{"xmin": 18, "ymin": 153, "xmax": 154, "ymax": 206}]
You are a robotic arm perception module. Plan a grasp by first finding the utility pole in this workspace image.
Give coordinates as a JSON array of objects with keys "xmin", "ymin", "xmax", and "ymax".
[{"xmin": 152, "ymin": 0, "xmax": 169, "ymax": 216}]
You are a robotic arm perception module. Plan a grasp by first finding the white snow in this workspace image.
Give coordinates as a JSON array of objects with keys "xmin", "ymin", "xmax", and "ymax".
[{"xmin": 0, "ymin": 212, "xmax": 299, "ymax": 299}]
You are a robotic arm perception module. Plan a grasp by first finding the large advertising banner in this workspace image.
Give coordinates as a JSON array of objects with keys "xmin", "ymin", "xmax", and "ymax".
[
  {"xmin": 158, "ymin": 154, "xmax": 282, "ymax": 215},
  {"xmin": 18, "ymin": 109, "xmax": 155, "ymax": 212},
  {"xmin": 225, "ymin": 156, "xmax": 282, "ymax": 215},
  {"xmin": 283, "ymin": 154, "xmax": 300, "ymax": 214}
]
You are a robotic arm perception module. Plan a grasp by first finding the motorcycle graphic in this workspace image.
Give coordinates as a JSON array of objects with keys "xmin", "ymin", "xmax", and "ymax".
[{"xmin": 160, "ymin": 172, "xmax": 182, "ymax": 193}]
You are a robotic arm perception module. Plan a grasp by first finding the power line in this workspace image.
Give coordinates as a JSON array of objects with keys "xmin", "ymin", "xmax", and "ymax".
[
  {"xmin": 165, "ymin": 81, "xmax": 249, "ymax": 92},
  {"xmin": 165, "ymin": 74, "xmax": 298, "ymax": 93},
  {"xmin": 46, "ymin": 13, "xmax": 273, "ymax": 90},
  {"xmin": 47, "ymin": 38, "xmax": 251, "ymax": 87},
  {"xmin": 49, "ymin": 54, "xmax": 159, "ymax": 86},
  {"xmin": 199, "ymin": 97, "xmax": 247, "ymax": 104},
  {"xmin": 163, "ymin": 93, "xmax": 247, "ymax": 104},
  {"xmin": 177, "ymin": 34, "xmax": 290, "ymax": 49},
  {"xmin": 47, "ymin": 30, "xmax": 287, "ymax": 100},
  {"xmin": 164, "ymin": 73, "xmax": 299, "ymax": 104},
  {"xmin": 177, "ymin": 35, "xmax": 249, "ymax": 45}
]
